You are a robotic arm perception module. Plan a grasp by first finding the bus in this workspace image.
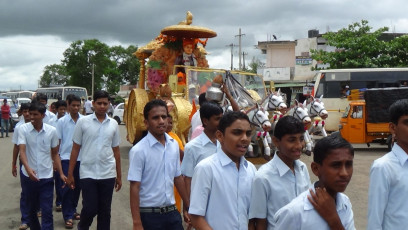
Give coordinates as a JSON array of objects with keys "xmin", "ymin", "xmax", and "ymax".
[
  {"xmin": 4, "ymin": 92, "xmax": 19, "ymax": 101},
  {"xmin": 36, "ymin": 86, "xmax": 88, "ymax": 105},
  {"xmin": 17, "ymin": 90, "xmax": 35, "ymax": 99},
  {"xmin": 313, "ymin": 68, "xmax": 408, "ymax": 132}
]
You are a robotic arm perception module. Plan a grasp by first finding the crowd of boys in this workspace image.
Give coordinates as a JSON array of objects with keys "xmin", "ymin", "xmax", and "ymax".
[{"xmin": 10, "ymin": 89, "xmax": 408, "ymax": 230}]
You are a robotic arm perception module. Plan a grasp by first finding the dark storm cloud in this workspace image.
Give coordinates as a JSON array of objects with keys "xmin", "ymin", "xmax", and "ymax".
[{"xmin": 0, "ymin": 0, "xmax": 407, "ymax": 90}]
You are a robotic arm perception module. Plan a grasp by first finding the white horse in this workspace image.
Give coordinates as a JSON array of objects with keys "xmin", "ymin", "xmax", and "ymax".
[
  {"xmin": 245, "ymin": 103, "xmax": 273, "ymax": 158},
  {"xmin": 261, "ymin": 89, "xmax": 288, "ymax": 158},
  {"xmin": 306, "ymin": 95, "xmax": 328, "ymax": 137},
  {"xmin": 286, "ymin": 100, "xmax": 313, "ymax": 156}
]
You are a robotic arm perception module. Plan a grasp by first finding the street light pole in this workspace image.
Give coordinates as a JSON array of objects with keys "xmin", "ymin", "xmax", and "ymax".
[{"xmin": 92, "ymin": 63, "xmax": 95, "ymax": 97}]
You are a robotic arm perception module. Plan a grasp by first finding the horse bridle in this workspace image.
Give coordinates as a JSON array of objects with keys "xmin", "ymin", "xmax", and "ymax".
[
  {"xmin": 309, "ymin": 100, "xmax": 324, "ymax": 116},
  {"xmin": 268, "ymin": 96, "xmax": 284, "ymax": 110},
  {"xmin": 249, "ymin": 107, "xmax": 269, "ymax": 128},
  {"xmin": 292, "ymin": 107, "xmax": 309, "ymax": 122}
]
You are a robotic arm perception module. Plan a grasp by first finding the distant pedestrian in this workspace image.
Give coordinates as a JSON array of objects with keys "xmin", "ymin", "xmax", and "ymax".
[
  {"xmin": 18, "ymin": 102, "xmax": 66, "ymax": 230},
  {"xmin": 1, "ymin": 98, "xmax": 11, "ymax": 138},
  {"xmin": 83, "ymin": 96, "xmax": 93, "ymax": 115},
  {"xmin": 66, "ymin": 90, "xmax": 122, "ymax": 230},
  {"xmin": 128, "ymin": 99, "xmax": 190, "ymax": 230}
]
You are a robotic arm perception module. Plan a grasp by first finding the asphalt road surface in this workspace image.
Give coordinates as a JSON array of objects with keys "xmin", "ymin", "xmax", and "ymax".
[{"xmin": 0, "ymin": 125, "xmax": 388, "ymax": 229}]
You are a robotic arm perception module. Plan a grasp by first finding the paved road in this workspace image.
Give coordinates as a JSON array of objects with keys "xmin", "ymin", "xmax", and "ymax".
[{"xmin": 0, "ymin": 125, "xmax": 388, "ymax": 229}]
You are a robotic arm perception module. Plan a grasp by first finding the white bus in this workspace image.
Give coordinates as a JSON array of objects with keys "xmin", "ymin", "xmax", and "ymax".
[
  {"xmin": 36, "ymin": 86, "xmax": 88, "ymax": 105},
  {"xmin": 17, "ymin": 90, "xmax": 35, "ymax": 99},
  {"xmin": 313, "ymin": 68, "xmax": 408, "ymax": 131}
]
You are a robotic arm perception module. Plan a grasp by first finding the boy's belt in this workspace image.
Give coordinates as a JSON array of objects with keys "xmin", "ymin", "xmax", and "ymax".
[{"xmin": 139, "ymin": 205, "xmax": 177, "ymax": 214}]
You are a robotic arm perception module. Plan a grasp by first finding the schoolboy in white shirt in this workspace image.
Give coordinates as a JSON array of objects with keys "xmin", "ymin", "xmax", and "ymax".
[
  {"xmin": 18, "ymin": 102, "xmax": 66, "ymax": 230},
  {"xmin": 367, "ymin": 99, "xmax": 408, "ymax": 229},
  {"xmin": 274, "ymin": 135, "xmax": 355, "ymax": 230},
  {"xmin": 189, "ymin": 111, "xmax": 257, "ymax": 229},
  {"xmin": 249, "ymin": 115, "xmax": 311, "ymax": 229}
]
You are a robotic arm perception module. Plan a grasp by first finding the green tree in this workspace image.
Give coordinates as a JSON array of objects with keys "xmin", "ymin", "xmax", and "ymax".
[
  {"xmin": 247, "ymin": 56, "xmax": 264, "ymax": 74},
  {"xmin": 62, "ymin": 39, "xmax": 113, "ymax": 95},
  {"xmin": 39, "ymin": 64, "xmax": 69, "ymax": 87},
  {"xmin": 107, "ymin": 45, "xmax": 140, "ymax": 94},
  {"xmin": 311, "ymin": 20, "xmax": 408, "ymax": 69}
]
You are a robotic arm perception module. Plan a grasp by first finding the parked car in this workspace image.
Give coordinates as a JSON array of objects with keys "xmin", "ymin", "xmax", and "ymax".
[{"xmin": 113, "ymin": 103, "xmax": 124, "ymax": 124}]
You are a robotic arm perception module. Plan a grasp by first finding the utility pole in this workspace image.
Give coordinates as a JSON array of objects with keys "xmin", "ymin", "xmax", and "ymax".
[
  {"xmin": 92, "ymin": 64, "xmax": 95, "ymax": 97},
  {"xmin": 235, "ymin": 28, "xmax": 245, "ymax": 70},
  {"xmin": 226, "ymin": 43, "xmax": 237, "ymax": 70},
  {"xmin": 242, "ymin": 52, "xmax": 248, "ymax": 70}
]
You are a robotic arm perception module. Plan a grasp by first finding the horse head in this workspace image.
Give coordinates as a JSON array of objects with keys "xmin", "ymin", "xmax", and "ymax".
[
  {"xmin": 245, "ymin": 103, "xmax": 271, "ymax": 132},
  {"xmin": 307, "ymin": 95, "xmax": 328, "ymax": 119},
  {"xmin": 264, "ymin": 88, "xmax": 287, "ymax": 112},
  {"xmin": 287, "ymin": 100, "xmax": 311, "ymax": 126}
]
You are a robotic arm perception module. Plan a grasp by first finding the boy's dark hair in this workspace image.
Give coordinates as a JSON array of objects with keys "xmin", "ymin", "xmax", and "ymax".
[
  {"xmin": 66, "ymin": 94, "xmax": 81, "ymax": 105},
  {"xmin": 198, "ymin": 92, "xmax": 207, "ymax": 106},
  {"xmin": 36, "ymin": 93, "xmax": 47, "ymax": 102},
  {"xmin": 93, "ymin": 90, "xmax": 110, "ymax": 102},
  {"xmin": 313, "ymin": 135, "xmax": 354, "ymax": 165},
  {"xmin": 20, "ymin": 103, "xmax": 31, "ymax": 111},
  {"xmin": 143, "ymin": 99, "xmax": 168, "ymax": 120},
  {"xmin": 29, "ymin": 102, "xmax": 46, "ymax": 115},
  {"xmin": 389, "ymin": 99, "xmax": 408, "ymax": 124},
  {"xmin": 200, "ymin": 101, "xmax": 223, "ymax": 127},
  {"xmin": 274, "ymin": 116, "xmax": 304, "ymax": 140},
  {"xmin": 51, "ymin": 102, "xmax": 57, "ymax": 108},
  {"xmin": 218, "ymin": 111, "xmax": 250, "ymax": 134},
  {"xmin": 55, "ymin": 100, "xmax": 67, "ymax": 109}
]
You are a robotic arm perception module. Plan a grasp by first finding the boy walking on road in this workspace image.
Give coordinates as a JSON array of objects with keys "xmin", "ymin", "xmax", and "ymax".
[
  {"xmin": 66, "ymin": 90, "xmax": 122, "ymax": 230},
  {"xmin": 249, "ymin": 116, "xmax": 311, "ymax": 229},
  {"xmin": 128, "ymin": 99, "xmax": 190, "ymax": 230},
  {"xmin": 18, "ymin": 102, "xmax": 66, "ymax": 230},
  {"xmin": 189, "ymin": 111, "xmax": 257, "ymax": 229},
  {"xmin": 57, "ymin": 95, "xmax": 83, "ymax": 229}
]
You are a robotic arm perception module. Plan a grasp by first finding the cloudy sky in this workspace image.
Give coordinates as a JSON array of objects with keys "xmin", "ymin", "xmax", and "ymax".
[{"xmin": 1, "ymin": 0, "xmax": 407, "ymax": 91}]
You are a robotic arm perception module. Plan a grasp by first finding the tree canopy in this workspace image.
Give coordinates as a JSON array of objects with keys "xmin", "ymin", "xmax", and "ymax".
[
  {"xmin": 39, "ymin": 39, "xmax": 140, "ymax": 95},
  {"xmin": 311, "ymin": 20, "xmax": 408, "ymax": 69}
]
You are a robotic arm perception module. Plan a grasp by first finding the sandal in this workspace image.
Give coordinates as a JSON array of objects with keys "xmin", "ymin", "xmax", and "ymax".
[
  {"xmin": 19, "ymin": 224, "xmax": 28, "ymax": 230},
  {"xmin": 73, "ymin": 212, "xmax": 80, "ymax": 220},
  {"xmin": 65, "ymin": 219, "xmax": 74, "ymax": 229}
]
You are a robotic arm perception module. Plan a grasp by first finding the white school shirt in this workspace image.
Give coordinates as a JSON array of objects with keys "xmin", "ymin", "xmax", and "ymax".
[
  {"xmin": 367, "ymin": 143, "xmax": 408, "ymax": 230},
  {"xmin": 249, "ymin": 154, "xmax": 311, "ymax": 229},
  {"xmin": 127, "ymin": 132, "xmax": 181, "ymax": 207},
  {"xmin": 274, "ymin": 188, "xmax": 355, "ymax": 230},
  {"xmin": 43, "ymin": 109, "xmax": 57, "ymax": 126},
  {"xmin": 72, "ymin": 113, "xmax": 120, "ymax": 179},
  {"xmin": 12, "ymin": 120, "xmax": 26, "ymax": 144},
  {"xmin": 84, "ymin": 100, "xmax": 93, "ymax": 114},
  {"xmin": 189, "ymin": 148, "xmax": 257, "ymax": 230},
  {"xmin": 181, "ymin": 132, "xmax": 218, "ymax": 177},
  {"xmin": 190, "ymin": 110, "xmax": 201, "ymax": 133},
  {"xmin": 57, "ymin": 113, "xmax": 83, "ymax": 161},
  {"xmin": 18, "ymin": 122, "xmax": 59, "ymax": 179}
]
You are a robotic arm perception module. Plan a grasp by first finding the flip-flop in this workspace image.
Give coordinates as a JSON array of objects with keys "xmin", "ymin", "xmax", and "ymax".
[
  {"xmin": 18, "ymin": 224, "xmax": 28, "ymax": 230},
  {"xmin": 65, "ymin": 219, "xmax": 74, "ymax": 229},
  {"xmin": 73, "ymin": 212, "xmax": 80, "ymax": 220}
]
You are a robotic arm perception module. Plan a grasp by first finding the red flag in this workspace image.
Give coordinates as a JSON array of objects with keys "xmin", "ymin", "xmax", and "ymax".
[{"xmin": 189, "ymin": 99, "xmax": 197, "ymax": 122}]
